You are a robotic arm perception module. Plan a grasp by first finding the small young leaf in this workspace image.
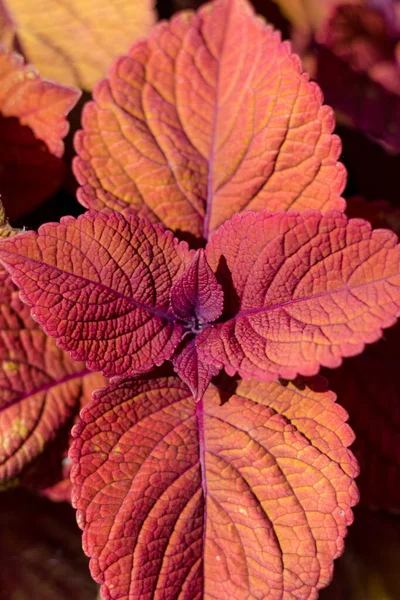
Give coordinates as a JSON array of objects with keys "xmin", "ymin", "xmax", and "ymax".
[
  {"xmin": 71, "ymin": 374, "xmax": 358, "ymax": 600},
  {"xmin": 74, "ymin": 0, "xmax": 345, "ymax": 240},
  {"xmin": 0, "ymin": 211, "xmax": 193, "ymax": 377},
  {"xmin": 198, "ymin": 210, "xmax": 400, "ymax": 380},
  {"xmin": 172, "ymin": 337, "xmax": 220, "ymax": 400},
  {"xmin": 170, "ymin": 249, "xmax": 223, "ymax": 323},
  {"xmin": 0, "ymin": 0, "xmax": 156, "ymax": 90}
]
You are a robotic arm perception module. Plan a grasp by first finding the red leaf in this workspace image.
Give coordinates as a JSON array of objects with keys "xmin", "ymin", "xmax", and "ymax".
[
  {"xmin": 74, "ymin": 0, "xmax": 345, "ymax": 240},
  {"xmin": 0, "ymin": 264, "xmax": 105, "ymax": 484},
  {"xmin": 172, "ymin": 337, "xmax": 219, "ymax": 400},
  {"xmin": 0, "ymin": 211, "xmax": 193, "ymax": 377},
  {"xmin": 324, "ymin": 321, "xmax": 400, "ymax": 511},
  {"xmin": 71, "ymin": 374, "xmax": 358, "ymax": 599},
  {"xmin": 170, "ymin": 249, "xmax": 223, "ymax": 323},
  {"xmin": 198, "ymin": 209, "xmax": 400, "ymax": 380}
]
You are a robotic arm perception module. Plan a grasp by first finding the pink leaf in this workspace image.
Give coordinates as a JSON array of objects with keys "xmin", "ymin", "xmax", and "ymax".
[
  {"xmin": 0, "ymin": 212, "xmax": 193, "ymax": 377},
  {"xmin": 198, "ymin": 209, "xmax": 400, "ymax": 380},
  {"xmin": 71, "ymin": 373, "xmax": 358, "ymax": 599}
]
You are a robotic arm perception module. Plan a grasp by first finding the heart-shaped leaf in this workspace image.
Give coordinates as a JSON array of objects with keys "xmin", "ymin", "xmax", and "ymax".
[
  {"xmin": 0, "ymin": 0, "xmax": 156, "ymax": 90},
  {"xmin": 71, "ymin": 373, "xmax": 358, "ymax": 600},
  {"xmin": 0, "ymin": 211, "xmax": 193, "ymax": 377},
  {"xmin": 74, "ymin": 0, "xmax": 345, "ymax": 240},
  {"xmin": 198, "ymin": 210, "xmax": 400, "ymax": 380}
]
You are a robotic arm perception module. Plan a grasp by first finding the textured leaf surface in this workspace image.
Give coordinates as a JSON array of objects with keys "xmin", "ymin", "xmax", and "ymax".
[
  {"xmin": 1, "ymin": 0, "xmax": 156, "ymax": 90},
  {"xmin": 198, "ymin": 209, "xmax": 400, "ymax": 380},
  {"xmin": 74, "ymin": 0, "xmax": 345, "ymax": 240},
  {"xmin": 0, "ymin": 48, "xmax": 80, "ymax": 157},
  {"xmin": 325, "ymin": 321, "xmax": 400, "ymax": 511},
  {"xmin": 172, "ymin": 337, "xmax": 219, "ymax": 400},
  {"xmin": 0, "ymin": 265, "xmax": 105, "ymax": 483},
  {"xmin": 71, "ymin": 374, "xmax": 358, "ymax": 600},
  {"xmin": 170, "ymin": 249, "xmax": 223, "ymax": 323},
  {"xmin": 0, "ymin": 488, "xmax": 98, "ymax": 600},
  {"xmin": 0, "ymin": 211, "xmax": 193, "ymax": 377}
]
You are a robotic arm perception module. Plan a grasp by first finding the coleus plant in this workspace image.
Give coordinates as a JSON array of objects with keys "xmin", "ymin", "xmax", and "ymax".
[{"xmin": 1, "ymin": 0, "xmax": 400, "ymax": 597}]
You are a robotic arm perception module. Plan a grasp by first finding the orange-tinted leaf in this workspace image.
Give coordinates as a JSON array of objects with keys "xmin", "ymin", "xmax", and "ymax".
[
  {"xmin": 0, "ymin": 49, "xmax": 80, "ymax": 157},
  {"xmin": 325, "ymin": 321, "xmax": 400, "ymax": 511},
  {"xmin": 71, "ymin": 374, "xmax": 358, "ymax": 599},
  {"xmin": 271, "ymin": 0, "xmax": 338, "ymax": 32},
  {"xmin": 0, "ymin": 199, "xmax": 106, "ymax": 486},
  {"xmin": 0, "ymin": 488, "xmax": 98, "ymax": 600},
  {"xmin": 199, "ymin": 210, "xmax": 400, "ymax": 381},
  {"xmin": 74, "ymin": 0, "xmax": 345, "ymax": 241},
  {"xmin": 0, "ymin": 48, "xmax": 80, "ymax": 221},
  {"xmin": 1, "ymin": 0, "xmax": 156, "ymax": 90}
]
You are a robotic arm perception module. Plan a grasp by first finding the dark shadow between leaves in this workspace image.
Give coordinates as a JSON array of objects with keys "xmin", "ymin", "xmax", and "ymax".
[
  {"xmin": 215, "ymin": 254, "xmax": 240, "ymax": 321},
  {"xmin": 212, "ymin": 371, "xmax": 240, "ymax": 405}
]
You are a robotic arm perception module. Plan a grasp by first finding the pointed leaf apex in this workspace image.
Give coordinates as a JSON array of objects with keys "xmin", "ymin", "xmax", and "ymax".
[{"xmin": 170, "ymin": 248, "xmax": 224, "ymax": 324}]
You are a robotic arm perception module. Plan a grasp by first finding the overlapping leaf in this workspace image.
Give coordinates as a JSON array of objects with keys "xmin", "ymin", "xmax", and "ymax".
[
  {"xmin": 0, "ymin": 49, "xmax": 80, "ymax": 157},
  {"xmin": 198, "ymin": 210, "xmax": 400, "ymax": 380},
  {"xmin": 74, "ymin": 0, "xmax": 345, "ymax": 241},
  {"xmin": 0, "ymin": 264, "xmax": 105, "ymax": 484},
  {"xmin": 2, "ymin": 209, "xmax": 400, "ymax": 391},
  {"xmin": 71, "ymin": 373, "xmax": 358, "ymax": 600},
  {"xmin": 0, "ymin": 0, "xmax": 156, "ymax": 90},
  {"xmin": 0, "ymin": 48, "xmax": 80, "ymax": 220},
  {"xmin": 0, "ymin": 211, "xmax": 193, "ymax": 377},
  {"xmin": 0, "ymin": 202, "xmax": 106, "ymax": 486}
]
